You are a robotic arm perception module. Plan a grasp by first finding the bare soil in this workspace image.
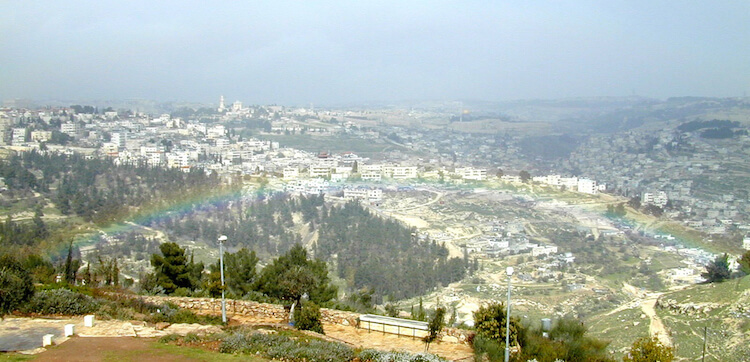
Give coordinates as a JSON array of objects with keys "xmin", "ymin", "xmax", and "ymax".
[{"xmin": 33, "ymin": 337, "xmax": 196, "ymax": 362}]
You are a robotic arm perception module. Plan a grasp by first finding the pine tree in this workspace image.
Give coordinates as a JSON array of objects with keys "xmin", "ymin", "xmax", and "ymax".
[{"xmin": 64, "ymin": 241, "xmax": 75, "ymax": 283}]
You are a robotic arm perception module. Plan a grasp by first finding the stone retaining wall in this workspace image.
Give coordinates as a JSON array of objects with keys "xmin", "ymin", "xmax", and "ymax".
[
  {"xmin": 655, "ymin": 298, "xmax": 723, "ymax": 316},
  {"xmin": 136, "ymin": 295, "xmax": 472, "ymax": 344}
]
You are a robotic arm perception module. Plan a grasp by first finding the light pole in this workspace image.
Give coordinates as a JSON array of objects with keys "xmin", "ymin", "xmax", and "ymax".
[
  {"xmin": 505, "ymin": 266, "xmax": 514, "ymax": 362},
  {"xmin": 218, "ymin": 235, "xmax": 227, "ymax": 324}
]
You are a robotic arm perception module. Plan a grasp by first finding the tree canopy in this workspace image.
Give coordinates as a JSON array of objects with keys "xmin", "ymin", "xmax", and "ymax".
[
  {"xmin": 702, "ymin": 253, "xmax": 731, "ymax": 283},
  {"xmin": 623, "ymin": 336, "xmax": 674, "ymax": 362},
  {"xmin": 256, "ymin": 244, "xmax": 337, "ymax": 304},
  {"xmin": 0, "ymin": 254, "xmax": 35, "ymax": 316},
  {"xmin": 150, "ymin": 242, "xmax": 202, "ymax": 294},
  {"xmin": 739, "ymin": 250, "xmax": 750, "ymax": 276}
]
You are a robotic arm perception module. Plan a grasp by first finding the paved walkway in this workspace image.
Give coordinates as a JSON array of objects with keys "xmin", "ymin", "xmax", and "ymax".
[{"xmin": 0, "ymin": 317, "xmax": 221, "ymax": 354}]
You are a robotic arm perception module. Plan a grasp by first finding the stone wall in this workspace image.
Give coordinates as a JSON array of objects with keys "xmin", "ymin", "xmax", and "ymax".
[
  {"xmin": 135, "ymin": 295, "xmax": 472, "ymax": 345},
  {"xmin": 655, "ymin": 298, "xmax": 723, "ymax": 316}
]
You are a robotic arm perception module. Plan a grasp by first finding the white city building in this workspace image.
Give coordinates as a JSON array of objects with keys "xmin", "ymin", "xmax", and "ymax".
[
  {"xmin": 643, "ymin": 191, "xmax": 669, "ymax": 208},
  {"xmin": 60, "ymin": 122, "xmax": 78, "ymax": 137},
  {"xmin": 576, "ymin": 178, "xmax": 598, "ymax": 194},
  {"xmin": 455, "ymin": 167, "xmax": 487, "ymax": 181}
]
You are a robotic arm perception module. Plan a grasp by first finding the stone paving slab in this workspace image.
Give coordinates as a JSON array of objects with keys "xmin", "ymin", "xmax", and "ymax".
[{"xmin": 0, "ymin": 317, "xmax": 222, "ymax": 354}]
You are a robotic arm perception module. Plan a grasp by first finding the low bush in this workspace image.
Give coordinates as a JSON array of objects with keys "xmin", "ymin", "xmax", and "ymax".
[
  {"xmin": 218, "ymin": 328, "xmax": 443, "ymax": 361},
  {"xmin": 182, "ymin": 332, "xmax": 202, "ymax": 344},
  {"xmin": 144, "ymin": 302, "xmax": 221, "ymax": 325},
  {"xmin": 471, "ymin": 335, "xmax": 504, "ymax": 362},
  {"xmin": 158, "ymin": 334, "xmax": 181, "ymax": 343},
  {"xmin": 359, "ymin": 349, "xmax": 447, "ymax": 362},
  {"xmin": 22, "ymin": 289, "xmax": 99, "ymax": 315}
]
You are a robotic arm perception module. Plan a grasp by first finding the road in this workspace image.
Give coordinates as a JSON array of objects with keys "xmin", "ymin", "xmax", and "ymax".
[{"xmin": 615, "ymin": 283, "xmax": 672, "ymax": 347}]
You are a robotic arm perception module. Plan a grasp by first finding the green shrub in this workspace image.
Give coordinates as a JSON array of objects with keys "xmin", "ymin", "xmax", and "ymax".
[
  {"xmin": 23, "ymin": 289, "xmax": 99, "ymax": 315},
  {"xmin": 145, "ymin": 303, "xmax": 221, "ymax": 325},
  {"xmin": 183, "ymin": 332, "xmax": 202, "ymax": 344},
  {"xmin": 623, "ymin": 337, "xmax": 674, "ymax": 362},
  {"xmin": 158, "ymin": 334, "xmax": 181, "ymax": 343},
  {"xmin": 0, "ymin": 254, "xmax": 35, "ymax": 316},
  {"xmin": 359, "ymin": 349, "xmax": 447, "ymax": 362},
  {"xmin": 219, "ymin": 330, "xmax": 356, "ymax": 361},
  {"xmin": 473, "ymin": 303, "xmax": 521, "ymax": 344},
  {"xmin": 472, "ymin": 335, "xmax": 504, "ymax": 362},
  {"xmin": 295, "ymin": 301, "xmax": 324, "ymax": 334},
  {"xmin": 265, "ymin": 338, "xmax": 354, "ymax": 361},
  {"xmin": 96, "ymin": 302, "xmax": 135, "ymax": 320}
]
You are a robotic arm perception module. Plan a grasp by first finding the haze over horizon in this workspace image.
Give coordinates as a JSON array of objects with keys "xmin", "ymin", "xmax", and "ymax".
[{"xmin": 2, "ymin": 1, "xmax": 749, "ymax": 106}]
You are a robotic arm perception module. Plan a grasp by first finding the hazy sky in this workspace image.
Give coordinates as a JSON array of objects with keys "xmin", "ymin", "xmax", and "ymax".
[{"xmin": 2, "ymin": 1, "xmax": 749, "ymax": 105}]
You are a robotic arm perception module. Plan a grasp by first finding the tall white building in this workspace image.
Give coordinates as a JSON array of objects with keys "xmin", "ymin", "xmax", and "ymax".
[
  {"xmin": 111, "ymin": 131, "xmax": 127, "ymax": 149},
  {"xmin": 11, "ymin": 128, "xmax": 26, "ymax": 145},
  {"xmin": 60, "ymin": 122, "xmax": 78, "ymax": 137},
  {"xmin": 218, "ymin": 95, "xmax": 226, "ymax": 112}
]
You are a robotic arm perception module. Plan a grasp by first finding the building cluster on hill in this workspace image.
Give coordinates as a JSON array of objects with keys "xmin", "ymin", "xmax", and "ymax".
[{"xmin": 2, "ymin": 97, "xmax": 749, "ymax": 239}]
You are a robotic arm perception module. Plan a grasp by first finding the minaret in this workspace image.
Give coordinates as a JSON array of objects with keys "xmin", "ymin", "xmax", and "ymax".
[{"xmin": 218, "ymin": 95, "xmax": 226, "ymax": 112}]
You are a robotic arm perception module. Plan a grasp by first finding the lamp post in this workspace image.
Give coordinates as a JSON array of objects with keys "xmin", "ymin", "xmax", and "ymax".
[
  {"xmin": 505, "ymin": 266, "xmax": 514, "ymax": 362},
  {"xmin": 218, "ymin": 235, "xmax": 227, "ymax": 324}
]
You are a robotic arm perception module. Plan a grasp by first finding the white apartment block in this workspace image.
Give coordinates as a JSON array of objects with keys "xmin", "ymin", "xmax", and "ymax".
[
  {"xmin": 140, "ymin": 144, "xmax": 166, "ymax": 156},
  {"xmin": 343, "ymin": 188, "xmax": 383, "ymax": 202},
  {"xmin": 361, "ymin": 164, "xmax": 383, "ymax": 181},
  {"xmin": 285, "ymin": 179, "xmax": 329, "ymax": 195},
  {"xmin": 560, "ymin": 177, "xmax": 579, "ymax": 189},
  {"xmin": 577, "ymin": 178, "xmax": 598, "ymax": 195},
  {"xmin": 743, "ymin": 235, "xmax": 750, "ymax": 250},
  {"xmin": 11, "ymin": 128, "xmax": 26, "ymax": 145},
  {"xmin": 308, "ymin": 164, "xmax": 331, "ymax": 178},
  {"xmin": 215, "ymin": 138, "xmax": 230, "ymax": 148},
  {"xmin": 532, "ymin": 245, "xmax": 559, "ymax": 257},
  {"xmin": 361, "ymin": 170, "xmax": 382, "ymax": 181},
  {"xmin": 388, "ymin": 166, "xmax": 418, "ymax": 179},
  {"xmin": 111, "ymin": 131, "xmax": 127, "ymax": 148},
  {"xmin": 455, "ymin": 167, "xmax": 487, "ymax": 181},
  {"xmin": 207, "ymin": 125, "xmax": 226, "ymax": 139},
  {"xmin": 283, "ymin": 167, "xmax": 300, "ymax": 180},
  {"xmin": 166, "ymin": 151, "xmax": 191, "ymax": 168},
  {"xmin": 101, "ymin": 142, "xmax": 119, "ymax": 155},
  {"xmin": 642, "ymin": 191, "xmax": 668, "ymax": 208},
  {"xmin": 147, "ymin": 151, "xmax": 166, "ymax": 167},
  {"xmin": 532, "ymin": 175, "xmax": 561, "ymax": 186},
  {"xmin": 60, "ymin": 122, "xmax": 78, "ymax": 136},
  {"xmin": 30, "ymin": 130, "xmax": 52, "ymax": 142}
]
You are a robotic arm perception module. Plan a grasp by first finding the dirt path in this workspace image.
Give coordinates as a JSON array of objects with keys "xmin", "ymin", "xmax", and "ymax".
[
  {"xmin": 614, "ymin": 283, "xmax": 672, "ymax": 347},
  {"xmin": 382, "ymin": 189, "xmax": 445, "ymax": 213},
  {"xmin": 33, "ymin": 337, "xmax": 197, "ymax": 362},
  {"xmin": 641, "ymin": 296, "xmax": 671, "ymax": 347}
]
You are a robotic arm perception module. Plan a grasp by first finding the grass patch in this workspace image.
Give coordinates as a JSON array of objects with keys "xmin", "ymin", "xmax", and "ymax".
[
  {"xmin": 586, "ymin": 307, "xmax": 649, "ymax": 360},
  {"xmin": 150, "ymin": 341, "xmax": 265, "ymax": 361},
  {"xmin": 98, "ymin": 339, "xmax": 264, "ymax": 362},
  {"xmin": 0, "ymin": 354, "xmax": 35, "ymax": 362},
  {"xmin": 665, "ymin": 275, "xmax": 750, "ymax": 304}
]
